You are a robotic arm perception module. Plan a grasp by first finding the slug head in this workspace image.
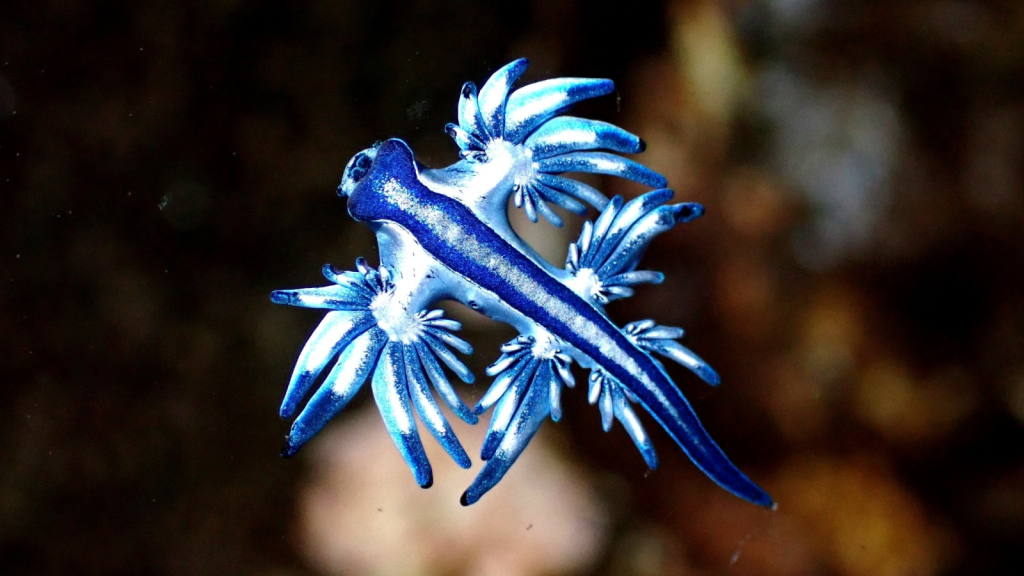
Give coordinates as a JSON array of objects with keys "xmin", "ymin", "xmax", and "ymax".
[
  {"xmin": 338, "ymin": 143, "xmax": 379, "ymax": 198},
  {"xmin": 339, "ymin": 139, "xmax": 426, "ymax": 225}
]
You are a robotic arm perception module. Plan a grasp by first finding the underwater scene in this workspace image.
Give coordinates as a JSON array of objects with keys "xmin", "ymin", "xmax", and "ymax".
[{"xmin": 2, "ymin": 1, "xmax": 1022, "ymax": 575}]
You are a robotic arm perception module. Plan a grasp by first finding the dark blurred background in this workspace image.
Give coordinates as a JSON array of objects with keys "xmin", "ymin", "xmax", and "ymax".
[{"xmin": 2, "ymin": 1, "xmax": 1023, "ymax": 574}]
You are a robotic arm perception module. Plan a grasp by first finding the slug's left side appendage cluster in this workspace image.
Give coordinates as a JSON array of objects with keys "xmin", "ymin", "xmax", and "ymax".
[
  {"xmin": 271, "ymin": 260, "xmax": 477, "ymax": 486},
  {"xmin": 272, "ymin": 60, "xmax": 773, "ymax": 508}
]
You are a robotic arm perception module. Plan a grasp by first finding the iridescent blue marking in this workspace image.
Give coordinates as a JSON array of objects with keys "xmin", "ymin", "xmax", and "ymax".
[{"xmin": 272, "ymin": 59, "xmax": 772, "ymax": 508}]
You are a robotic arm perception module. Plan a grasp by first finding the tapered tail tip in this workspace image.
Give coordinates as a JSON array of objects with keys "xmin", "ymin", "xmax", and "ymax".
[{"xmin": 746, "ymin": 487, "xmax": 775, "ymax": 508}]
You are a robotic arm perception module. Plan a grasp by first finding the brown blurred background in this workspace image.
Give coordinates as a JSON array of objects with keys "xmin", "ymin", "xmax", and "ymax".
[{"xmin": 2, "ymin": 1, "xmax": 1023, "ymax": 575}]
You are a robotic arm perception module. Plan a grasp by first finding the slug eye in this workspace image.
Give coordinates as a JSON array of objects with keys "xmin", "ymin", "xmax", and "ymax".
[
  {"xmin": 338, "ymin": 146, "xmax": 378, "ymax": 197},
  {"xmin": 349, "ymin": 153, "xmax": 372, "ymax": 180}
]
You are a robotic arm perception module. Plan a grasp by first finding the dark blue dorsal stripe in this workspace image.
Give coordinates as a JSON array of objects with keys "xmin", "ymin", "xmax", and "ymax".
[
  {"xmin": 354, "ymin": 141, "xmax": 651, "ymax": 382},
  {"xmin": 350, "ymin": 140, "xmax": 772, "ymax": 507}
]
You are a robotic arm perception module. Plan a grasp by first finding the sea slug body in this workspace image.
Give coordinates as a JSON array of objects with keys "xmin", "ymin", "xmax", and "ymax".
[{"xmin": 272, "ymin": 59, "xmax": 772, "ymax": 507}]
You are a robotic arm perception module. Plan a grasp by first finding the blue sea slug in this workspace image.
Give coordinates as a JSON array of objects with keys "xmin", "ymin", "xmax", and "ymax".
[{"xmin": 271, "ymin": 59, "xmax": 772, "ymax": 507}]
